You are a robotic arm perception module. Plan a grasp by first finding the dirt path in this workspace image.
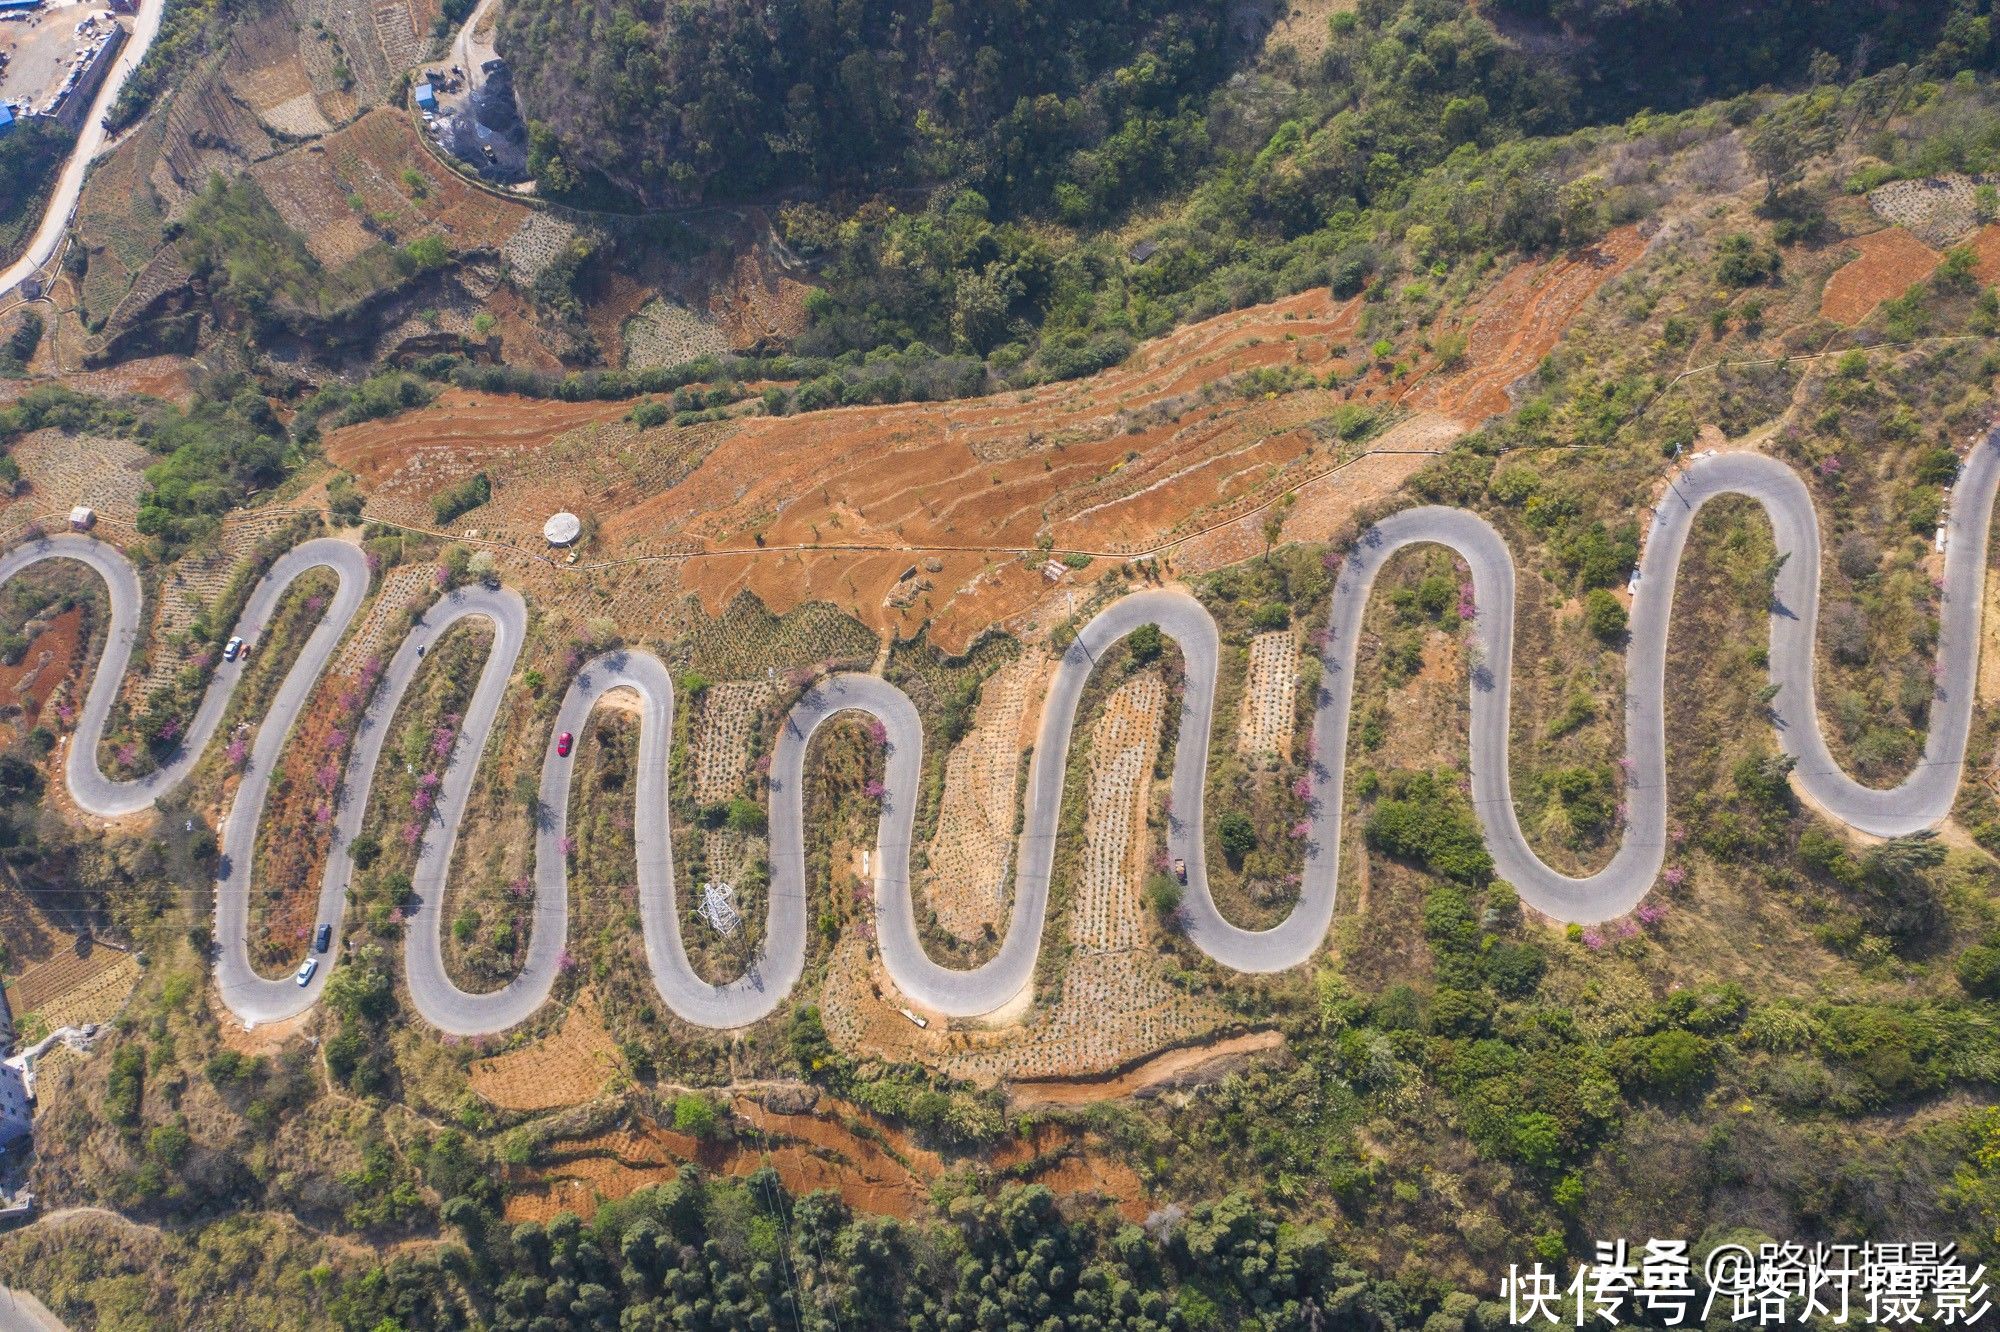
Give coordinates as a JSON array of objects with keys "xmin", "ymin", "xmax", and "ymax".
[{"xmin": 1005, "ymin": 1029, "xmax": 1285, "ymax": 1105}]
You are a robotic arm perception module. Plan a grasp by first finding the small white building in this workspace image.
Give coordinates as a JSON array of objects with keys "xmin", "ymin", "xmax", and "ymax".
[
  {"xmin": 68, "ymin": 506, "xmax": 94, "ymax": 532},
  {"xmin": 0, "ymin": 1061, "xmax": 29, "ymax": 1148},
  {"xmin": 543, "ymin": 511, "xmax": 581, "ymax": 547}
]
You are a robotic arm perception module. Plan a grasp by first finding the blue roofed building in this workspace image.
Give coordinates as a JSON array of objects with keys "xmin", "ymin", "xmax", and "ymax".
[
  {"xmin": 0, "ymin": 104, "xmax": 14, "ymax": 136},
  {"xmin": 414, "ymin": 83, "xmax": 437, "ymax": 112}
]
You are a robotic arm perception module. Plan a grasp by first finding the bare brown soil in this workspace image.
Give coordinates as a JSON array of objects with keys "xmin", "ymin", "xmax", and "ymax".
[
  {"xmin": 1819, "ymin": 227, "xmax": 1940, "ymax": 324},
  {"xmin": 468, "ymin": 991, "xmax": 625, "ymax": 1111},
  {"xmin": 250, "ymin": 110, "xmax": 534, "ymax": 269},
  {"xmin": 1402, "ymin": 225, "xmax": 1648, "ymax": 420},
  {"xmin": 505, "ymin": 1093, "xmax": 1150, "ymax": 1223},
  {"xmin": 325, "ymin": 235, "xmax": 1639, "ymax": 652},
  {"xmin": 1968, "ymin": 222, "xmax": 2000, "ymax": 287},
  {"xmin": 0, "ymin": 608, "xmax": 84, "ymax": 731}
]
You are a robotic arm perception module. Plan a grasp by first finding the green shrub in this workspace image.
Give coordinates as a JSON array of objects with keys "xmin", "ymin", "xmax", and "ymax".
[
  {"xmin": 1216, "ymin": 810, "xmax": 1257, "ymax": 863},
  {"xmin": 671, "ymin": 1094, "xmax": 721, "ymax": 1139},
  {"xmin": 1959, "ymin": 945, "xmax": 2000, "ymax": 998},
  {"xmin": 1715, "ymin": 232, "xmax": 1780, "ymax": 286},
  {"xmin": 1366, "ymin": 770, "xmax": 1493, "ymax": 885},
  {"xmin": 432, "ymin": 472, "xmax": 492, "ymax": 525},
  {"xmin": 1583, "ymin": 588, "xmax": 1627, "ymax": 641}
]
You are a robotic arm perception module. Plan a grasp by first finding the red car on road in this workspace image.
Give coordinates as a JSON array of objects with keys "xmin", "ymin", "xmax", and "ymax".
[{"xmin": 556, "ymin": 731, "xmax": 573, "ymax": 757}]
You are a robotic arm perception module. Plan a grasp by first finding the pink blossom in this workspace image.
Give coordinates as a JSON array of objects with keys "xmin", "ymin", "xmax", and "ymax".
[
  {"xmin": 365, "ymin": 551, "xmax": 383, "ymax": 575},
  {"xmin": 115, "ymin": 743, "xmax": 136, "ymax": 769},
  {"xmin": 863, "ymin": 778, "xmax": 885, "ymax": 800},
  {"xmin": 225, "ymin": 735, "xmax": 249, "ymax": 768},
  {"xmin": 1817, "ymin": 456, "xmax": 1843, "ymax": 477},
  {"xmin": 158, "ymin": 718, "xmax": 182, "ymax": 743},
  {"xmin": 400, "ymin": 822, "xmax": 423, "ymax": 845},
  {"xmin": 306, "ymin": 594, "xmax": 327, "ymax": 614},
  {"xmin": 326, "ymin": 728, "xmax": 347, "ymax": 751},
  {"xmin": 55, "ymin": 702, "xmax": 74, "ymax": 725},
  {"xmin": 418, "ymin": 770, "xmax": 442, "ymax": 789},
  {"xmin": 434, "ymin": 565, "xmax": 452, "ymax": 588},
  {"xmin": 1288, "ymin": 819, "xmax": 1311, "ymax": 839},
  {"xmin": 314, "ymin": 803, "xmax": 333, "ymax": 827},
  {"xmin": 1321, "ymin": 549, "xmax": 1343, "ymax": 576},
  {"xmin": 388, "ymin": 907, "xmax": 404, "ymax": 926},
  {"xmin": 412, "ymin": 789, "xmax": 434, "ymax": 814},
  {"xmin": 1291, "ymin": 775, "xmax": 1314, "ymax": 802},
  {"xmin": 508, "ymin": 876, "xmax": 531, "ymax": 898},
  {"xmin": 1638, "ymin": 902, "xmax": 1667, "ymax": 925},
  {"xmin": 315, "ymin": 761, "xmax": 340, "ymax": 792},
  {"xmin": 1663, "ymin": 865, "xmax": 1685, "ymax": 888},
  {"xmin": 1669, "ymin": 822, "xmax": 1686, "ymax": 846},
  {"xmin": 753, "ymin": 754, "xmax": 772, "ymax": 776},
  {"xmin": 1582, "ymin": 930, "xmax": 1606, "ymax": 950},
  {"xmin": 559, "ymin": 834, "xmax": 576, "ymax": 856},
  {"xmin": 557, "ymin": 948, "xmax": 575, "ymax": 973},
  {"xmin": 338, "ymin": 689, "xmax": 361, "ymax": 713},
  {"xmin": 866, "ymin": 718, "xmax": 888, "ymax": 746},
  {"xmin": 1616, "ymin": 920, "xmax": 1639, "ymax": 939}
]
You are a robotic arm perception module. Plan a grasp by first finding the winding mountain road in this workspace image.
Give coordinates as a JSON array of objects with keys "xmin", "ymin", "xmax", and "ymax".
[
  {"xmin": 11, "ymin": 438, "xmax": 1996, "ymax": 1032},
  {"xmin": 0, "ymin": 0, "xmax": 168, "ymax": 308}
]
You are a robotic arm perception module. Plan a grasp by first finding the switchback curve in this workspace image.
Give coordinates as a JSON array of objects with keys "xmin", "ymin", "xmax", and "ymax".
[{"xmin": 11, "ymin": 437, "xmax": 1996, "ymax": 1032}]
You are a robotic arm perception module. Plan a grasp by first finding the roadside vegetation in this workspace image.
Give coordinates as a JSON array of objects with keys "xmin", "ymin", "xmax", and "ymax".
[{"xmin": 19, "ymin": 5, "xmax": 2000, "ymax": 1330}]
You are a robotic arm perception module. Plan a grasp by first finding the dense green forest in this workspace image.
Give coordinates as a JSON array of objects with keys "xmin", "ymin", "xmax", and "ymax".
[
  {"xmin": 501, "ymin": 0, "xmax": 1230, "ymax": 209},
  {"xmin": 502, "ymin": 0, "xmax": 1991, "ymax": 382},
  {"xmin": 339, "ymin": 1169, "xmax": 1475, "ymax": 1332},
  {"xmin": 501, "ymin": 0, "xmax": 1967, "ymax": 213}
]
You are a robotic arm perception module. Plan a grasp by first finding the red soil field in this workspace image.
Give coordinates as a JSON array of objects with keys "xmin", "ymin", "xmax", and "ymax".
[
  {"xmin": 326, "ymin": 231, "xmax": 1643, "ymax": 650},
  {"xmin": 1819, "ymin": 227, "xmax": 1940, "ymax": 324}
]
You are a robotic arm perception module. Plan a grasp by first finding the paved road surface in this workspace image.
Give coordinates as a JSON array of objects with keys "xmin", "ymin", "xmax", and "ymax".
[
  {"xmin": 10, "ymin": 438, "xmax": 1997, "ymax": 1030},
  {"xmin": 0, "ymin": 0, "xmax": 167, "ymax": 306},
  {"xmin": 0, "ymin": 1287, "xmax": 65, "ymax": 1332}
]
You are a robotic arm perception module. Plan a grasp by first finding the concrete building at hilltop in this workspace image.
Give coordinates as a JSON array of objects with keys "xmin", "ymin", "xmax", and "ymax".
[
  {"xmin": 0, "ymin": 1062, "xmax": 27, "ymax": 1149},
  {"xmin": 52, "ymin": 23, "xmax": 125, "ymax": 132}
]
